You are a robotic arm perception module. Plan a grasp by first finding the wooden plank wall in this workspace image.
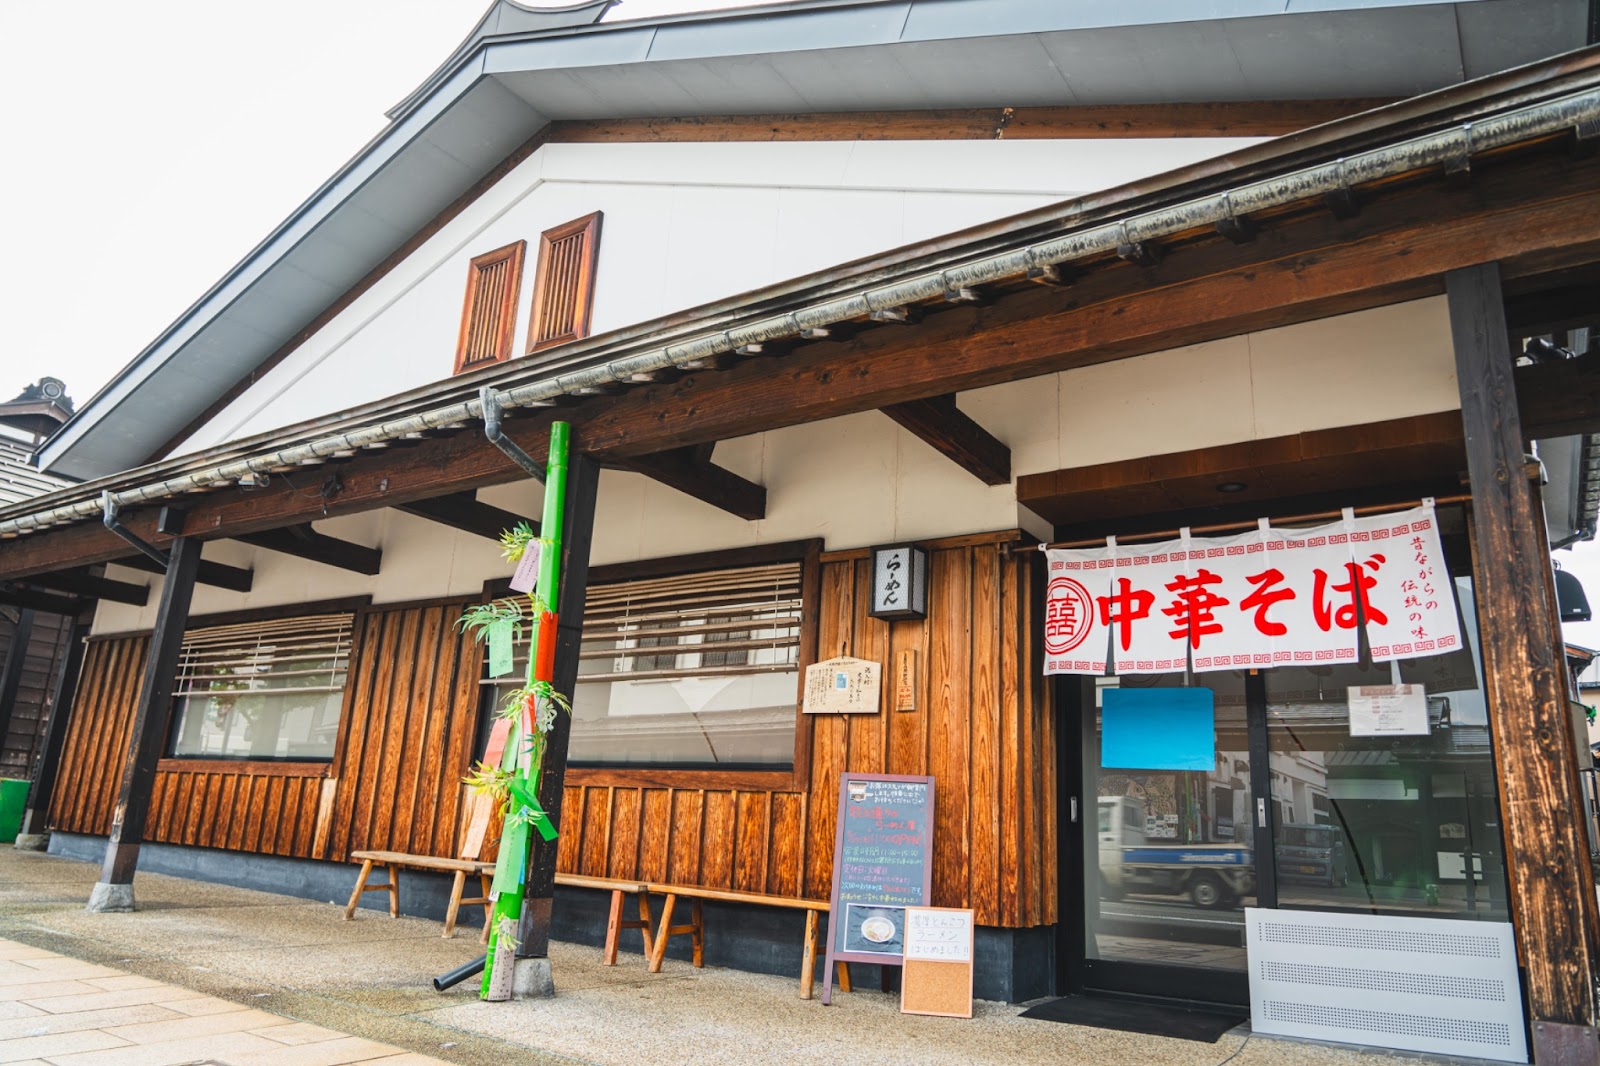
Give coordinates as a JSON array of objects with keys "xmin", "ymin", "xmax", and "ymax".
[
  {"xmin": 49, "ymin": 598, "xmax": 484, "ymax": 864},
  {"xmin": 50, "ymin": 542, "xmax": 1053, "ymax": 929},
  {"xmin": 0, "ymin": 610, "xmax": 73, "ymax": 778},
  {"xmin": 49, "ymin": 635, "xmax": 148, "ymax": 835},
  {"xmin": 555, "ymin": 537, "xmax": 1055, "ymax": 928}
]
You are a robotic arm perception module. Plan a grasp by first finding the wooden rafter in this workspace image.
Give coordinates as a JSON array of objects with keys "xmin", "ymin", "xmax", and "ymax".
[
  {"xmin": 115, "ymin": 553, "xmax": 253, "ymax": 593},
  {"xmin": 236, "ymin": 525, "xmax": 382, "ymax": 575},
  {"xmin": 611, "ymin": 447, "xmax": 766, "ymax": 521},
  {"xmin": 396, "ymin": 493, "xmax": 535, "ymax": 542},
  {"xmin": 27, "ymin": 568, "xmax": 149, "ymax": 606},
  {"xmin": 880, "ymin": 394, "xmax": 1010, "ymax": 485}
]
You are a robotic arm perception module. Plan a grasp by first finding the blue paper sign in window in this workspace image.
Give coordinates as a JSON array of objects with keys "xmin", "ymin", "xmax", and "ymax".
[{"xmin": 1101, "ymin": 687, "xmax": 1215, "ymax": 771}]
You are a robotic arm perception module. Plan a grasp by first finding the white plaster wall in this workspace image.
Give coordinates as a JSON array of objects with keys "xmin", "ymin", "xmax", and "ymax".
[
  {"xmin": 173, "ymin": 137, "xmax": 1261, "ymax": 455},
  {"xmin": 94, "ymin": 297, "xmax": 1461, "ymax": 637}
]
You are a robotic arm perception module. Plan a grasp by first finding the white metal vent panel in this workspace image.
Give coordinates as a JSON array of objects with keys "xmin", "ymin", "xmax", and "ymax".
[{"xmin": 1245, "ymin": 908, "xmax": 1526, "ymax": 1063}]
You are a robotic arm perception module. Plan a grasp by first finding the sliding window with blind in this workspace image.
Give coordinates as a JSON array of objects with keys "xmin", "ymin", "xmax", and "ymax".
[
  {"xmin": 453, "ymin": 240, "xmax": 526, "ymax": 375},
  {"xmin": 167, "ymin": 613, "xmax": 354, "ymax": 762},
  {"xmin": 484, "ymin": 560, "xmax": 804, "ymax": 769},
  {"xmin": 527, "ymin": 211, "xmax": 602, "ymax": 354}
]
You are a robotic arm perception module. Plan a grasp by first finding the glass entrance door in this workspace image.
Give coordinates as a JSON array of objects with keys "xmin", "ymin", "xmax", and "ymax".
[
  {"xmin": 1070, "ymin": 670, "xmax": 1263, "ymax": 1004},
  {"xmin": 1061, "ymin": 509, "xmax": 1509, "ymax": 1005}
]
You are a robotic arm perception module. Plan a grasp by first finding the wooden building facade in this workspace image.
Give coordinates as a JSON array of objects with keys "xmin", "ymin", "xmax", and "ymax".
[{"xmin": 5, "ymin": 2, "xmax": 1600, "ymax": 1061}]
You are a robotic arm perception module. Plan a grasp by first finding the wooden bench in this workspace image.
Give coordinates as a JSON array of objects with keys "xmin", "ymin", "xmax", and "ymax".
[
  {"xmin": 641, "ymin": 883, "xmax": 850, "ymax": 1000},
  {"xmin": 553, "ymin": 874, "xmax": 653, "ymax": 964},
  {"xmin": 345, "ymin": 792, "xmax": 496, "ymax": 940},
  {"xmin": 345, "ymin": 852, "xmax": 494, "ymax": 940}
]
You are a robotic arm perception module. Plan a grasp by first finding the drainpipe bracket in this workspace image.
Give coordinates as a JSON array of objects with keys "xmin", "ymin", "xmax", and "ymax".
[
  {"xmin": 100, "ymin": 492, "xmax": 170, "ymax": 570},
  {"xmin": 479, "ymin": 387, "xmax": 546, "ymax": 483}
]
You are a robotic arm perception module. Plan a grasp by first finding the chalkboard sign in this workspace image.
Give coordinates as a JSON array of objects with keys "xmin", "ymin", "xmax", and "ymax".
[{"xmin": 820, "ymin": 773, "xmax": 936, "ymax": 1006}]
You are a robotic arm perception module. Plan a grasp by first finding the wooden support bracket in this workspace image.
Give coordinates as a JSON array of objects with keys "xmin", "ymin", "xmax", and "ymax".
[
  {"xmin": 612, "ymin": 447, "xmax": 767, "ymax": 520},
  {"xmin": 396, "ymin": 492, "xmax": 535, "ymax": 542},
  {"xmin": 880, "ymin": 393, "xmax": 1011, "ymax": 486},
  {"xmin": 237, "ymin": 524, "xmax": 382, "ymax": 575}
]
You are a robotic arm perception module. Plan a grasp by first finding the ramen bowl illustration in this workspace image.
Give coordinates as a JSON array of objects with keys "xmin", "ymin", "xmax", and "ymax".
[{"xmin": 861, "ymin": 916, "xmax": 896, "ymax": 943}]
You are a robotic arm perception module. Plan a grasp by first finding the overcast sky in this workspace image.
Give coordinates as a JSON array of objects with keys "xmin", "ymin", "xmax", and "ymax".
[{"xmin": 0, "ymin": 0, "xmax": 761, "ymax": 411}]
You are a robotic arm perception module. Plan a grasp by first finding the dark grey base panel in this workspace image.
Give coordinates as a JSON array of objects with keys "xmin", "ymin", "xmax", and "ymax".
[{"xmin": 46, "ymin": 833, "xmax": 1054, "ymax": 1001}]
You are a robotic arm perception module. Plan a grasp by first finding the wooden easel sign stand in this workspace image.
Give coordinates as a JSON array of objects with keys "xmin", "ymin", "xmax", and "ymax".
[{"xmin": 820, "ymin": 773, "xmax": 936, "ymax": 1006}]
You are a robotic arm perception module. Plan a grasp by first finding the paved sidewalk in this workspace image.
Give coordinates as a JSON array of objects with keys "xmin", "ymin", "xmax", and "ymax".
[
  {"xmin": 0, "ymin": 938, "xmax": 448, "ymax": 1066},
  {"xmin": 0, "ymin": 846, "xmax": 1490, "ymax": 1066}
]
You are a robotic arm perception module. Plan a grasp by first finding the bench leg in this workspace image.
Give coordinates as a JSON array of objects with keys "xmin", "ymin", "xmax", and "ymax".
[
  {"xmin": 691, "ymin": 899, "xmax": 704, "ymax": 968},
  {"xmin": 838, "ymin": 962, "xmax": 852, "ymax": 993},
  {"xmin": 649, "ymin": 893, "xmax": 676, "ymax": 973},
  {"xmin": 604, "ymin": 889, "xmax": 624, "ymax": 965},
  {"xmin": 479, "ymin": 876, "xmax": 493, "ymax": 945},
  {"xmin": 386, "ymin": 864, "xmax": 400, "ymax": 918},
  {"xmin": 800, "ymin": 910, "xmax": 818, "ymax": 999},
  {"xmin": 344, "ymin": 860, "xmax": 374, "ymax": 921},
  {"xmin": 636, "ymin": 892, "xmax": 655, "ymax": 959},
  {"xmin": 443, "ymin": 870, "xmax": 466, "ymax": 939}
]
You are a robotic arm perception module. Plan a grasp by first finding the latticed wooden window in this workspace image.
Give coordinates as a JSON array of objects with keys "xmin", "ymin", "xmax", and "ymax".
[
  {"xmin": 453, "ymin": 241, "xmax": 526, "ymax": 374},
  {"xmin": 481, "ymin": 561, "xmax": 802, "ymax": 769},
  {"xmin": 527, "ymin": 211, "xmax": 602, "ymax": 354},
  {"xmin": 168, "ymin": 613, "xmax": 354, "ymax": 761}
]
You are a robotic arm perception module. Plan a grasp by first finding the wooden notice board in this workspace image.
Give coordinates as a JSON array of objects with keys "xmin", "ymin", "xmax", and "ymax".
[
  {"xmin": 820, "ymin": 773, "xmax": 936, "ymax": 1006},
  {"xmin": 901, "ymin": 907, "xmax": 975, "ymax": 1018}
]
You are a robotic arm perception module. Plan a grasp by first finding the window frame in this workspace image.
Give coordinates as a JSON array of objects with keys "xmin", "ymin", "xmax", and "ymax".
[
  {"xmin": 142, "ymin": 596, "xmax": 371, "ymax": 778},
  {"xmin": 453, "ymin": 240, "xmax": 527, "ymax": 375},
  {"xmin": 481, "ymin": 539, "xmax": 820, "ymax": 791},
  {"xmin": 526, "ymin": 211, "xmax": 603, "ymax": 355}
]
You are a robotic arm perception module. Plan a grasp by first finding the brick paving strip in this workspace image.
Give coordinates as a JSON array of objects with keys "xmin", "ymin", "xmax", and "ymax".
[{"xmin": 0, "ymin": 939, "xmax": 450, "ymax": 1066}]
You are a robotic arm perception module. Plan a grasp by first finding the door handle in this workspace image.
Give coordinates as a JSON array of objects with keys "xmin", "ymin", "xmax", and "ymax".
[
  {"xmin": 1070, "ymin": 797, "xmax": 1079, "ymax": 823},
  {"xmin": 1257, "ymin": 798, "xmax": 1267, "ymax": 829}
]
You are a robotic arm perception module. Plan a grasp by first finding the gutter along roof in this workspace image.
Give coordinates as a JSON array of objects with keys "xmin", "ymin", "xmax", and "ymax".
[
  {"xmin": 5, "ymin": 45, "xmax": 1600, "ymax": 560},
  {"xmin": 35, "ymin": 0, "xmax": 1588, "ymax": 481}
]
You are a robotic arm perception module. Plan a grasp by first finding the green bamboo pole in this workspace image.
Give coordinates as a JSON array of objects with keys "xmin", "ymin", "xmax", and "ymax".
[{"xmin": 482, "ymin": 422, "xmax": 569, "ymax": 997}]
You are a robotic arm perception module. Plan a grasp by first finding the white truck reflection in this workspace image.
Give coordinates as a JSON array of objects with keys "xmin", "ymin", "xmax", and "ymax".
[{"xmin": 1098, "ymin": 796, "xmax": 1255, "ymax": 909}]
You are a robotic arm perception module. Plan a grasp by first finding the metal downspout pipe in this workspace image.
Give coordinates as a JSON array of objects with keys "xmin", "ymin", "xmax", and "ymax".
[{"xmin": 4, "ymin": 84, "xmax": 1600, "ymax": 540}]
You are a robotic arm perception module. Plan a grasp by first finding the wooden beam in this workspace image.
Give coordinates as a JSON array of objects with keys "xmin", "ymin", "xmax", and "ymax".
[
  {"xmin": 236, "ymin": 525, "xmax": 382, "ymax": 575},
  {"xmin": 1449, "ymin": 263, "xmax": 1600, "ymax": 1059},
  {"xmin": 1516, "ymin": 355, "xmax": 1600, "ymax": 439},
  {"xmin": 90, "ymin": 536, "xmax": 202, "ymax": 907},
  {"xmin": 396, "ymin": 493, "xmax": 533, "ymax": 542},
  {"xmin": 518, "ymin": 452, "xmax": 600, "ymax": 957},
  {"xmin": 115, "ymin": 553, "xmax": 253, "ymax": 593},
  {"xmin": 574, "ymin": 147, "xmax": 1600, "ymax": 459},
  {"xmin": 1019, "ymin": 410, "xmax": 1466, "ymax": 530},
  {"xmin": 0, "ymin": 584, "xmax": 82, "ymax": 616},
  {"xmin": 548, "ymin": 100, "xmax": 1392, "ymax": 144},
  {"xmin": 29, "ymin": 568, "xmax": 149, "ymax": 606},
  {"xmin": 881, "ymin": 394, "xmax": 1011, "ymax": 485},
  {"xmin": 612, "ymin": 448, "xmax": 767, "ymax": 521},
  {"xmin": 6, "ymin": 146, "xmax": 1600, "ymax": 581}
]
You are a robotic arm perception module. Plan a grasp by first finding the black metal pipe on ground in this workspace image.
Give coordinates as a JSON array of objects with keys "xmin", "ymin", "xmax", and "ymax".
[{"xmin": 433, "ymin": 955, "xmax": 486, "ymax": 992}]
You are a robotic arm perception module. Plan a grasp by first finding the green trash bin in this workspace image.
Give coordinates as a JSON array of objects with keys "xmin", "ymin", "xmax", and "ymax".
[{"xmin": 0, "ymin": 778, "xmax": 30, "ymax": 844}]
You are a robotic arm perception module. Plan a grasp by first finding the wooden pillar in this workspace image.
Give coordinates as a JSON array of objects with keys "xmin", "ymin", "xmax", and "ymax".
[
  {"xmin": 1449, "ymin": 262, "xmax": 1600, "ymax": 1063},
  {"xmin": 518, "ymin": 452, "xmax": 600, "ymax": 957},
  {"xmin": 0, "ymin": 609, "xmax": 37, "ymax": 763},
  {"xmin": 16, "ymin": 614, "xmax": 90, "ymax": 847},
  {"xmin": 87, "ymin": 537, "xmax": 201, "ymax": 911}
]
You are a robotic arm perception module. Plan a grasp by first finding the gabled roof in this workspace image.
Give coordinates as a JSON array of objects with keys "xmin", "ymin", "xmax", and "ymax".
[{"xmin": 39, "ymin": 0, "xmax": 1590, "ymax": 481}]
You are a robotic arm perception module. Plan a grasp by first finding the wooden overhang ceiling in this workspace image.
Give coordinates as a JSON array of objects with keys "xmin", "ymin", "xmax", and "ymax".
[
  {"xmin": 1018, "ymin": 411, "xmax": 1470, "ymax": 540},
  {"xmin": 5, "ymin": 51, "xmax": 1600, "ymax": 583}
]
